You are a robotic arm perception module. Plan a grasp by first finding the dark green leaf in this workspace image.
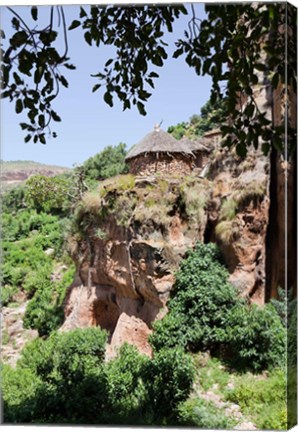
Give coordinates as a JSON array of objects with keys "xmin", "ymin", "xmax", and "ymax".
[
  {"xmin": 105, "ymin": 58, "xmax": 113, "ymax": 67},
  {"xmin": 104, "ymin": 92, "xmax": 113, "ymax": 107},
  {"xmin": 11, "ymin": 17, "xmax": 20, "ymax": 30},
  {"xmin": 13, "ymin": 72, "xmax": 23, "ymax": 85},
  {"xmin": 68, "ymin": 20, "xmax": 81, "ymax": 31},
  {"xmin": 80, "ymin": 7, "xmax": 87, "ymax": 18},
  {"xmin": 254, "ymin": 63, "xmax": 266, "ymax": 72},
  {"xmin": 261, "ymin": 142, "xmax": 270, "ymax": 156},
  {"xmin": 24, "ymin": 134, "xmax": 32, "ymax": 143},
  {"xmin": 84, "ymin": 32, "xmax": 92, "ymax": 46},
  {"xmin": 38, "ymin": 114, "xmax": 45, "ymax": 128},
  {"xmin": 137, "ymin": 101, "xmax": 146, "ymax": 116},
  {"xmin": 173, "ymin": 47, "xmax": 184, "ymax": 59},
  {"xmin": 236, "ymin": 142, "xmax": 248, "ymax": 157},
  {"xmin": 244, "ymin": 103, "xmax": 255, "ymax": 117},
  {"xmin": 31, "ymin": 6, "xmax": 38, "ymax": 21},
  {"xmin": 123, "ymin": 99, "xmax": 131, "ymax": 111},
  {"xmin": 34, "ymin": 67, "xmax": 43, "ymax": 85},
  {"xmin": 39, "ymin": 134, "xmax": 46, "ymax": 144},
  {"xmin": 271, "ymin": 73, "xmax": 280, "ymax": 89},
  {"xmin": 10, "ymin": 31, "xmax": 28, "ymax": 48},
  {"xmin": 152, "ymin": 56, "xmax": 163, "ymax": 67},
  {"xmin": 64, "ymin": 63, "xmax": 76, "ymax": 70},
  {"xmin": 60, "ymin": 76, "xmax": 68, "ymax": 88},
  {"xmin": 15, "ymin": 99, "xmax": 23, "ymax": 114},
  {"xmin": 149, "ymin": 72, "xmax": 159, "ymax": 78},
  {"xmin": 51, "ymin": 110, "xmax": 61, "ymax": 122},
  {"xmin": 92, "ymin": 84, "xmax": 101, "ymax": 93}
]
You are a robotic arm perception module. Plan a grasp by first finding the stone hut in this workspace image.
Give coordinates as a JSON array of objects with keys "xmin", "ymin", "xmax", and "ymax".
[
  {"xmin": 125, "ymin": 125, "xmax": 210, "ymax": 176},
  {"xmin": 179, "ymin": 137, "xmax": 210, "ymax": 172}
]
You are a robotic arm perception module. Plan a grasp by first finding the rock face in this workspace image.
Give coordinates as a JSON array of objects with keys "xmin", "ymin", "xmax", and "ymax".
[{"xmin": 62, "ymin": 157, "xmax": 270, "ymax": 355}]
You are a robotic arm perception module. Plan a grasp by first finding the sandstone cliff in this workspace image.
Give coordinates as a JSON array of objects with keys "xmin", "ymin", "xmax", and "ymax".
[{"xmin": 62, "ymin": 149, "xmax": 269, "ymax": 356}]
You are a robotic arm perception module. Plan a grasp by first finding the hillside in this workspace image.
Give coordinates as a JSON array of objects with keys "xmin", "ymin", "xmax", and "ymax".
[{"xmin": 1, "ymin": 160, "xmax": 71, "ymax": 192}]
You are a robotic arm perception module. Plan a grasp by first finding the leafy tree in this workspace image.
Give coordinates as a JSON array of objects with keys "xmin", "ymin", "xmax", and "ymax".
[
  {"xmin": 3, "ymin": 330, "xmax": 194, "ymax": 424},
  {"xmin": 104, "ymin": 343, "xmax": 149, "ymax": 424},
  {"xmin": 1, "ymin": 185, "xmax": 26, "ymax": 213},
  {"xmin": 225, "ymin": 303, "xmax": 286, "ymax": 371},
  {"xmin": 2, "ymin": 363, "xmax": 42, "ymax": 423},
  {"xmin": 150, "ymin": 243, "xmax": 241, "ymax": 353},
  {"xmin": 24, "ymin": 174, "xmax": 70, "ymax": 213},
  {"xmin": 83, "ymin": 142, "xmax": 128, "ymax": 181},
  {"xmin": 150, "ymin": 242, "xmax": 286, "ymax": 372},
  {"xmin": 144, "ymin": 347, "xmax": 195, "ymax": 424}
]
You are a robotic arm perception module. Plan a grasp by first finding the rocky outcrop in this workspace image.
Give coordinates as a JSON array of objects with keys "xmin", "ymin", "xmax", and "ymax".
[{"xmin": 62, "ymin": 158, "xmax": 270, "ymax": 355}]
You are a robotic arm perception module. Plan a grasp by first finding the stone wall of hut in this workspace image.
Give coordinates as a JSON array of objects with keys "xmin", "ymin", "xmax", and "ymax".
[
  {"xmin": 191, "ymin": 152, "xmax": 209, "ymax": 170},
  {"xmin": 128, "ymin": 153, "xmax": 194, "ymax": 176}
]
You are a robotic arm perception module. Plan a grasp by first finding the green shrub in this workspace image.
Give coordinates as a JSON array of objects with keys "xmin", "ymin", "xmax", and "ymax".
[
  {"xmin": 225, "ymin": 368, "xmax": 287, "ymax": 430},
  {"xmin": 105, "ymin": 343, "xmax": 149, "ymax": 424},
  {"xmin": 225, "ymin": 303, "xmax": 286, "ymax": 371},
  {"xmin": 83, "ymin": 143, "xmax": 128, "ymax": 181},
  {"xmin": 177, "ymin": 398, "xmax": 235, "ymax": 429},
  {"xmin": 150, "ymin": 242, "xmax": 285, "ymax": 372},
  {"xmin": 150, "ymin": 243, "xmax": 241, "ymax": 353},
  {"xmin": 144, "ymin": 347, "xmax": 195, "ymax": 423},
  {"xmin": 25, "ymin": 175, "xmax": 70, "ymax": 214},
  {"xmin": 19, "ymin": 328, "xmax": 107, "ymax": 380},
  {"xmin": 2, "ymin": 363, "xmax": 42, "ymax": 423},
  {"xmin": 14, "ymin": 328, "xmax": 108, "ymax": 423},
  {"xmin": 22, "ymin": 264, "xmax": 53, "ymax": 298},
  {"xmin": 2, "ymin": 285, "xmax": 18, "ymax": 306},
  {"xmin": 195, "ymin": 356, "xmax": 231, "ymax": 393},
  {"xmin": 1, "ymin": 185, "xmax": 26, "ymax": 213},
  {"xmin": 23, "ymin": 265, "xmax": 75, "ymax": 336}
]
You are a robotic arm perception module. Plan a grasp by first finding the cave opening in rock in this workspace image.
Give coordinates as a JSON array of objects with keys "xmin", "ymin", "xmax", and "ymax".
[{"xmin": 92, "ymin": 299, "xmax": 120, "ymax": 335}]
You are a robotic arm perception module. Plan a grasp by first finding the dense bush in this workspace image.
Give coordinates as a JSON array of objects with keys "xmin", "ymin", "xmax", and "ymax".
[
  {"xmin": 23, "ymin": 265, "xmax": 75, "ymax": 336},
  {"xmin": 25, "ymin": 175, "xmax": 71, "ymax": 214},
  {"xmin": 2, "ymin": 364, "xmax": 42, "ymax": 423},
  {"xmin": 104, "ymin": 343, "xmax": 149, "ymax": 424},
  {"xmin": 150, "ymin": 243, "xmax": 241, "ymax": 353},
  {"xmin": 1, "ymin": 209, "xmax": 69, "ymax": 306},
  {"xmin": 225, "ymin": 303, "xmax": 286, "ymax": 371},
  {"xmin": 83, "ymin": 143, "xmax": 128, "ymax": 181},
  {"xmin": 150, "ymin": 242, "xmax": 286, "ymax": 372},
  {"xmin": 144, "ymin": 347, "xmax": 195, "ymax": 424},
  {"xmin": 1, "ymin": 185, "xmax": 26, "ymax": 213},
  {"xmin": 4, "ymin": 330, "xmax": 195, "ymax": 425}
]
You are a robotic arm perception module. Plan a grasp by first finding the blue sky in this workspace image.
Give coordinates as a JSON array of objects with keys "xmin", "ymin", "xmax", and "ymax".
[{"xmin": 0, "ymin": 4, "xmax": 212, "ymax": 167}]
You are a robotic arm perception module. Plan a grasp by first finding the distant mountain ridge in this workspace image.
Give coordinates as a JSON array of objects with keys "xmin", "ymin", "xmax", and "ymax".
[{"xmin": 1, "ymin": 160, "xmax": 71, "ymax": 192}]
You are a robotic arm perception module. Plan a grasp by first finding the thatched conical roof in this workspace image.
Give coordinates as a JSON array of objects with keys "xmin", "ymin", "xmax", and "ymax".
[
  {"xmin": 179, "ymin": 137, "xmax": 211, "ymax": 153},
  {"xmin": 125, "ymin": 126, "xmax": 193, "ymax": 161}
]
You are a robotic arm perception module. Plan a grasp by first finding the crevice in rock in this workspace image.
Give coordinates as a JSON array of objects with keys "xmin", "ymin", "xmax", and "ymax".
[{"xmin": 204, "ymin": 218, "xmax": 216, "ymax": 244}]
